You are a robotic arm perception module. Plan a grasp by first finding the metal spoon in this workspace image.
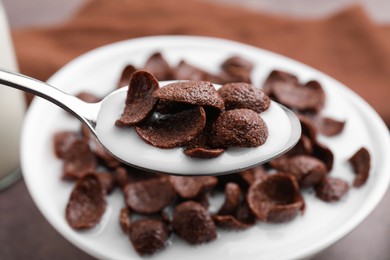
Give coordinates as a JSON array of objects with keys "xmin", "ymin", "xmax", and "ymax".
[{"xmin": 0, "ymin": 68, "xmax": 301, "ymax": 176}]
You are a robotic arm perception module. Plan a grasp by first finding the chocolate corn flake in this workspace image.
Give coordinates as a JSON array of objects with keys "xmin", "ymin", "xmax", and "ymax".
[
  {"xmin": 192, "ymin": 192, "xmax": 210, "ymax": 209},
  {"xmin": 275, "ymin": 80, "xmax": 325, "ymax": 113},
  {"xmin": 239, "ymin": 165, "xmax": 268, "ymax": 186},
  {"xmin": 153, "ymin": 81, "xmax": 224, "ymax": 110},
  {"xmin": 96, "ymin": 171, "xmax": 116, "ymax": 195},
  {"xmin": 312, "ymin": 116, "xmax": 346, "ymax": 137},
  {"xmin": 264, "ymin": 70, "xmax": 325, "ymax": 113},
  {"xmin": 212, "ymin": 215, "xmax": 251, "ymax": 230},
  {"xmin": 124, "ymin": 177, "xmax": 176, "ymax": 214},
  {"xmin": 126, "ymin": 166, "xmax": 162, "ymax": 183},
  {"xmin": 129, "ymin": 218, "xmax": 169, "ymax": 255},
  {"xmin": 268, "ymin": 156, "xmax": 290, "ymax": 171},
  {"xmin": 172, "ymin": 201, "xmax": 217, "ymax": 244},
  {"xmin": 144, "ymin": 52, "xmax": 174, "ymax": 81},
  {"xmin": 173, "ymin": 60, "xmax": 215, "ymax": 82},
  {"xmin": 235, "ymin": 200, "xmax": 256, "ymax": 225},
  {"xmin": 155, "ymin": 99, "xmax": 196, "ymax": 114},
  {"xmin": 117, "ymin": 64, "xmax": 137, "ymax": 88},
  {"xmin": 285, "ymin": 135, "xmax": 313, "ymax": 157},
  {"xmin": 53, "ymin": 131, "xmax": 80, "ymax": 159},
  {"xmin": 183, "ymin": 121, "xmax": 225, "ymax": 158},
  {"xmin": 348, "ymin": 147, "xmax": 371, "ymax": 187},
  {"xmin": 221, "ymin": 56, "xmax": 254, "ymax": 74},
  {"xmin": 62, "ymin": 139, "xmax": 97, "ymax": 180},
  {"xmin": 315, "ymin": 177, "xmax": 349, "ymax": 202},
  {"xmin": 183, "ymin": 146, "xmax": 225, "ymax": 158},
  {"xmin": 113, "ymin": 167, "xmax": 129, "ymax": 189},
  {"xmin": 218, "ymin": 182, "xmax": 241, "ymax": 216},
  {"xmin": 210, "ymin": 109, "xmax": 268, "ymax": 148},
  {"xmin": 263, "ymin": 70, "xmax": 299, "ymax": 97},
  {"xmin": 220, "ymin": 56, "xmax": 253, "ymax": 84},
  {"xmin": 80, "ymin": 124, "xmax": 92, "ymax": 141},
  {"xmin": 287, "ymin": 155, "xmax": 328, "ymax": 189},
  {"xmin": 269, "ymin": 155, "xmax": 327, "ymax": 189},
  {"xmin": 135, "ymin": 106, "xmax": 206, "ymax": 148},
  {"xmin": 169, "ymin": 176, "xmax": 217, "ymax": 199},
  {"xmin": 313, "ymin": 141, "xmax": 334, "ymax": 172},
  {"xmin": 116, "ymin": 70, "xmax": 159, "ymax": 126},
  {"xmin": 218, "ymin": 83, "xmax": 270, "ymax": 113},
  {"xmin": 65, "ymin": 174, "xmax": 106, "ymax": 229},
  {"xmin": 119, "ymin": 207, "xmax": 132, "ymax": 233},
  {"xmin": 298, "ymin": 114, "xmax": 318, "ymax": 143},
  {"xmin": 247, "ymin": 174, "xmax": 304, "ymax": 223}
]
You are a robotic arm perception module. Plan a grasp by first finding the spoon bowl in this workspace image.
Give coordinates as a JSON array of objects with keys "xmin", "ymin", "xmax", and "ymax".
[{"xmin": 0, "ymin": 69, "xmax": 301, "ymax": 176}]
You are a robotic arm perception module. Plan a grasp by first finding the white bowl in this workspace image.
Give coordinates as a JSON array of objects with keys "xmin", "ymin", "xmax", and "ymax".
[{"xmin": 21, "ymin": 36, "xmax": 390, "ymax": 260}]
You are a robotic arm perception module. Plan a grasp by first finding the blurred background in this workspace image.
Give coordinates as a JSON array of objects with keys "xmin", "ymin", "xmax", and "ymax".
[
  {"xmin": 1, "ymin": 0, "xmax": 389, "ymax": 260},
  {"xmin": 3, "ymin": 0, "xmax": 390, "ymax": 27}
]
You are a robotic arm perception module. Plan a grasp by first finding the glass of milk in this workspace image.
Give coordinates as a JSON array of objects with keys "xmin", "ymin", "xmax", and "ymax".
[{"xmin": 0, "ymin": 1, "xmax": 26, "ymax": 190}]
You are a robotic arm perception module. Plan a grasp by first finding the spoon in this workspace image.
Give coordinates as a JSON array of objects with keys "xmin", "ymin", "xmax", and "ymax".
[{"xmin": 0, "ymin": 68, "xmax": 301, "ymax": 176}]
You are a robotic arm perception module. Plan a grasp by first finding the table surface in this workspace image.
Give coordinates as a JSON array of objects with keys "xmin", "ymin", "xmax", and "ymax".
[{"xmin": 1, "ymin": 0, "xmax": 390, "ymax": 259}]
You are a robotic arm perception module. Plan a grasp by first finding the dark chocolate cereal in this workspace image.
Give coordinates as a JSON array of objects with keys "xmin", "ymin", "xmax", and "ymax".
[
  {"xmin": 172, "ymin": 201, "xmax": 217, "ymax": 244},
  {"xmin": 116, "ymin": 70, "xmax": 159, "ymax": 126},
  {"xmin": 173, "ymin": 60, "xmax": 213, "ymax": 82},
  {"xmin": 221, "ymin": 56, "xmax": 253, "ymax": 74},
  {"xmin": 298, "ymin": 114, "xmax": 318, "ymax": 143},
  {"xmin": 119, "ymin": 207, "xmax": 132, "ymax": 233},
  {"xmin": 263, "ymin": 70, "xmax": 299, "ymax": 96},
  {"xmin": 96, "ymin": 171, "xmax": 116, "ymax": 195},
  {"xmin": 247, "ymin": 174, "xmax": 304, "ymax": 223},
  {"xmin": 212, "ymin": 215, "xmax": 251, "ymax": 230},
  {"xmin": 312, "ymin": 116, "xmax": 345, "ymax": 137},
  {"xmin": 117, "ymin": 64, "xmax": 137, "ymax": 88},
  {"xmin": 114, "ymin": 167, "xmax": 128, "ymax": 189},
  {"xmin": 53, "ymin": 131, "xmax": 80, "ymax": 159},
  {"xmin": 153, "ymin": 81, "xmax": 224, "ymax": 110},
  {"xmin": 315, "ymin": 177, "xmax": 349, "ymax": 202},
  {"xmin": 239, "ymin": 165, "xmax": 268, "ymax": 186},
  {"xmin": 155, "ymin": 99, "xmax": 196, "ymax": 114},
  {"xmin": 348, "ymin": 147, "xmax": 371, "ymax": 187},
  {"xmin": 62, "ymin": 139, "xmax": 97, "ymax": 180},
  {"xmin": 218, "ymin": 182, "xmax": 241, "ymax": 216},
  {"xmin": 129, "ymin": 219, "xmax": 169, "ymax": 255},
  {"xmin": 220, "ymin": 56, "xmax": 253, "ymax": 84},
  {"xmin": 183, "ymin": 122, "xmax": 225, "ymax": 158},
  {"xmin": 268, "ymin": 156, "xmax": 290, "ymax": 171},
  {"xmin": 135, "ymin": 106, "xmax": 206, "ymax": 148},
  {"xmin": 169, "ymin": 176, "xmax": 217, "ymax": 199},
  {"xmin": 285, "ymin": 135, "xmax": 313, "ymax": 157},
  {"xmin": 183, "ymin": 146, "xmax": 225, "ymax": 158},
  {"xmin": 65, "ymin": 174, "xmax": 106, "ymax": 229},
  {"xmin": 124, "ymin": 177, "xmax": 176, "ymax": 214},
  {"xmin": 271, "ymin": 80, "xmax": 325, "ymax": 113},
  {"xmin": 211, "ymin": 109, "xmax": 268, "ymax": 148},
  {"xmin": 144, "ymin": 52, "xmax": 174, "ymax": 81},
  {"xmin": 313, "ymin": 141, "xmax": 334, "ymax": 172},
  {"xmin": 235, "ymin": 200, "xmax": 256, "ymax": 225},
  {"xmin": 218, "ymin": 83, "xmax": 270, "ymax": 113},
  {"xmin": 193, "ymin": 192, "xmax": 210, "ymax": 209},
  {"xmin": 287, "ymin": 155, "xmax": 328, "ymax": 189},
  {"xmin": 126, "ymin": 166, "xmax": 162, "ymax": 184},
  {"xmin": 80, "ymin": 124, "xmax": 92, "ymax": 140}
]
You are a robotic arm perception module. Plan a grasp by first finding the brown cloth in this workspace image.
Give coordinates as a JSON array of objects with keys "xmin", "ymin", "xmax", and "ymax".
[{"xmin": 12, "ymin": 0, "xmax": 390, "ymax": 126}]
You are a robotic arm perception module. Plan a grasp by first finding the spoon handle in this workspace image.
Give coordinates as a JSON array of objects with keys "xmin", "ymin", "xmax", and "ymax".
[{"xmin": 0, "ymin": 68, "xmax": 99, "ymax": 130}]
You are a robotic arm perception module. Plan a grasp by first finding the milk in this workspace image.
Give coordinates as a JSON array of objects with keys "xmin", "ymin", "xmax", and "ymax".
[{"xmin": 0, "ymin": 1, "xmax": 25, "ymax": 181}]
